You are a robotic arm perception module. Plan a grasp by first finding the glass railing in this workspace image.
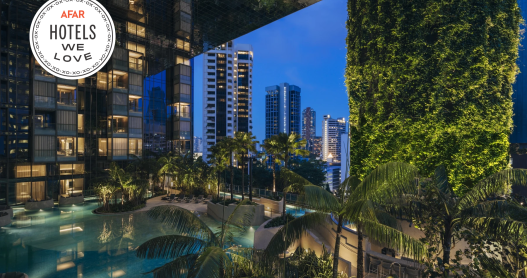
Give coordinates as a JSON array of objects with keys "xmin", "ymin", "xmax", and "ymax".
[
  {"xmin": 129, "ymin": 62, "xmax": 143, "ymax": 72},
  {"xmin": 112, "ymin": 127, "xmax": 128, "ymax": 134},
  {"xmin": 34, "ymin": 150, "xmax": 55, "ymax": 158},
  {"xmin": 57, "ymin": 149, "xmax": 76, "ymax": 157},
  {"xmin": 57, "ymin": 99, "xmax": 76, "ymax": 110},
  {"xmin": 129, "ymin": 128, "xmax": 142, "ymax": 135},
  {"xmin": 35, "ymin": 67, "xmax": 56, "ymax": 82},
  {"xmin": 112, "ymin": 104, "xmax": 128, "ymax": 114},
  {"xmin": 35, "ymin": 96, "xmax": 56, "ymax": 109},
  {"xmin": 175, "ymin": 112, "xmax": 191, "ymax": 120},
  {"xmin": 129, "ymin": 106, "xmax": 142, "ymax": 114},
  {"xmin": 176, "ymin": 93, "xmax": 191, "ymax": 103},
  {"xmin": 109, "ymin": 82, "xmax": 127, "ymax": 92},
  {"xmin": 57, "ymin": 124, "xmax": 76, "ymax": 132},
  {"xmin": 34, "ymin": 123, "xmax": 56, "ymax": 135}
]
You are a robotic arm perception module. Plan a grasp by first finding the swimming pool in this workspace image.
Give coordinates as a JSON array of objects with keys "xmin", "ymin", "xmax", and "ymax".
[{"xmin": 0, "ymin": 201, "xmax": 255, "ymax": 278}]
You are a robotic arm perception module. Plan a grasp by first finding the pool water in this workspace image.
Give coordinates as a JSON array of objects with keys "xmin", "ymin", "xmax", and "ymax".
[{"xmin": 0, "ymin": 202, "xmax": 256, "ymax": 278}]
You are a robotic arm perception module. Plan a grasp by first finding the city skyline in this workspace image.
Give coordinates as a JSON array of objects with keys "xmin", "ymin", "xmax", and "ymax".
[{"xmin": 193, "ymin": 0, "xmax": 349, "ymax": 143}]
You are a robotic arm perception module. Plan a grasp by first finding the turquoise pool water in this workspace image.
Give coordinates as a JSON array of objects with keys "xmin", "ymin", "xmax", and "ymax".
[{"xmin": 0, "ymin": 202, "xmax": 256, "ymax": 278}]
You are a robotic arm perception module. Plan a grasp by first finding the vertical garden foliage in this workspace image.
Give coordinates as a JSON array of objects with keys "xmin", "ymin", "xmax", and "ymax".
[{"xmin": 346, "ymin": 0, "xmax": 521, "ymax": 193}]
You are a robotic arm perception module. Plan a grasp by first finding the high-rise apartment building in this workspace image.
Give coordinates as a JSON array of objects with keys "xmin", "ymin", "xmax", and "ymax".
[
  {"xmin": 311, "ymin": 136, "xmax": 323, "ymax": 158},
  {"xmin": 265, "ymin": 83, "xmax": 301, "ymax": 138},
  {"xmin": 202, "ymin": 42, "xmax": 253, "ymax": 160},
  {"xmin": 322, "ymin": 115, "xmax": 346, "ymax": 162},
  {"xmin": 302, "ymin": 107, "xmax": 316, "ymax": 151},
  {"xmin": 0, "ymin": 0, "xmax": 320, "ymax": 206}
]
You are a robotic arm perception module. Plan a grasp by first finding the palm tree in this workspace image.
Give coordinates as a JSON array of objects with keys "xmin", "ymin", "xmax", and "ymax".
[
  {"xmin": 401, "ymin": 166, "xmax": 527, "ymax": 275},
  {"xmin": 210, "ymin": 143, "xmax": 229, "ymax": 199},
  {"xmin": 267, "ymin": 165, "xmax": 425, "ymax": 278},
  {"xmin": 262, "ymin": 138, "xmax": 280, "ymax": 197},
  {"xmin": 158, "ymin": 153, "xmax": 179, "ymax": 193},
  {"xmin": 269, "ymin": 133, "xmax": 309, "ymax": 219},
  {"xmin": 136, "ymin": 200, "xmax": 256, "ymax": 277},
  {"xmin": 221, "ymin": 137, "xmax": 239, "ymax": 200},
  {"xmin": 107, "ymin": 162, "xmax": 133, "ymax": 206},
  {"xmin": 235, "ymin": 132, "xmax": 258, "ymax": 201}
]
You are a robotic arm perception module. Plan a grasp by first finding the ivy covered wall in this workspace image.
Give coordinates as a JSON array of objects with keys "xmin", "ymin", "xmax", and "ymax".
[{"xmin": 346, "ymin": 0, "xmax": 521, "ymax": 193}]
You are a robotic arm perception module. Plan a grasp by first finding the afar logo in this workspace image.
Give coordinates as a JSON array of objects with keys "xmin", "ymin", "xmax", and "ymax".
[{"xmin": 30, "ymin": 0, "xmax": 115, "ymax": 80}]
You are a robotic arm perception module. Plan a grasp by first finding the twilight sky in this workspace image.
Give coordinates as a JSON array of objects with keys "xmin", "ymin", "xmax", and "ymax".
[{"xmin": 193, "ymin": 0, "xmax": 349, "ymax": 143}]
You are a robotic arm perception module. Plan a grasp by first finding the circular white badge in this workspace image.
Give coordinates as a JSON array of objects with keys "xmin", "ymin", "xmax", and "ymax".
[{"xmin": 30, "ymin": 0, "xmax": 115, "ymax": 80}]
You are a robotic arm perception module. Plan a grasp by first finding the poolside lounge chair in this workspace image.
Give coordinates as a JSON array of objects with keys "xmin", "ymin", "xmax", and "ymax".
[
  {"xmin": 168, "ymin": 194, "xmax": 176, "ymax": 203},
  {"xmin": 186, "ymin": 195, "xmax": 193, "ymax": 203},
  {"xmin": 195, "ymin": 195, "xmax": 203, "ymax": 203},
  {"xmin": 203, "ymin": 195, "xmax": 212, "ymax": 203}
]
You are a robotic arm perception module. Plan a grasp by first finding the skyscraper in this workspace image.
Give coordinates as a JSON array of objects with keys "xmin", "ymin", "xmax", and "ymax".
[
  {"xmin": 193, "ymin": 136, "xmax": 203, "ymax": 153},
  {"xmin": 265, "ymin": 83, "xmax": 301, "ymax": 138},
  {"xmin": 0, "ymin": 0, "xmax": 321, "ymax": 206},
  {"xmin": 202, "ymin": 42, "xmax": 253, "ymax": 161},
  {"xmin": 302, "ymin": 107, "xmax": 316, "ymax": 151},
  {"xmin": 322, "ymin": 115, "xmax": 346, "ymax": 162}
]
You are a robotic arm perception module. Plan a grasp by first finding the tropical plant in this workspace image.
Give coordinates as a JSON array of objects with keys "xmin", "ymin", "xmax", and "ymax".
[
  {"xmin": 108, "ymin": 162, "xmax": 133, "ymax": 206},
  {"xmin": 210, "ymin": 143, "xmax": 230, "ymax": 199},
  {"xmin": 346, "ymin": 0, "xmax": 521, "ymax": 194},
  {"xmin": 136, "ymin": 200, "xmax": 257, "ymax": 278},
  {"xmin": 402, "ymin": 167, "xmax": 527, "ymax": 276},
  {"xmin": 221, "ymin": 137, "xmax": 239, "ymax": 200},
  {"xmin": 267, "ymin": 133, "xmax": 309, "ymax": 219},
  {"xmin": 158, "ymin": 152, "xmax": 180, "ymax": 193},
  {"xmin": 234, "ymin": 132, "xmax": 258, "ymax": 201},
  {"xmin": 289, "ymin": 157, "xmax": 327, "ymax": 186},
  {"xmin": 262, "ymin": 138, "xmax": 280, "ymax": 196}
]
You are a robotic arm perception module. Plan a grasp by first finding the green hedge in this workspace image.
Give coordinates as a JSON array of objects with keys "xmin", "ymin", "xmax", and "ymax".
[{"xmin": 346, "ymin": 0, "xmax": 521, "ymax": 193}]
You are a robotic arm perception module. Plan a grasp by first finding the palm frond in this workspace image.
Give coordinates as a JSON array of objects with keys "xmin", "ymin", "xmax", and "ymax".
[
  {"xmin": 136, "ymin": 235, "xmax": 208, "ymax": 259},
  {"xmin": 460, "ymin": 200, "xmax": 527, "ymax": 222},
  {"xmin": 375, "ymin": 210, "xmax": 401, "ymax": 230},
  {"xmin": 338, "ymin": 175, "xmax": 361, "ymax": 198},
  {"xmin": 188, "ymin": 246, "xmax": 230, "ymax": 278},
  {"xmin": 350, "ymin": 162, "xmax": 419, "ymax": 204},
  {"xmin": 263, "ymin": 212, "xmax": 328, "ymax": 259},
  {"xmin": 341, "ymin": 199, "xmax": 368, "ymax": 221},
  {"xmin": 146, "ymin": 205, "xmax": 216, "ymax": 242},
  {"xmin": 458, "ymin": 169, "xmax": 527, "ymax": 210},
  {"xmin": 144, "ymin": 254, "xmax": 198, "ymax": 278},
  {"xmin": 477, "ymin": 254, "xmax": 515, "ymax": 278},
  {"xmin": 280, "ymin": 168, "xmax": 313, "ymax": 193},
  {"xmin": 361, "ymin": 219, "xmax": 426, "ymax": 260},
  {"xmin": 296, "ymin": 185, "xmax": 340, "ymax": 213},
  {"xmin": 434, "ymin": 165, "xmax": 453, "ymax": 195},
  {"xmin": 463, "ymin": 216, "xmax": 527, "ymax": 239}
]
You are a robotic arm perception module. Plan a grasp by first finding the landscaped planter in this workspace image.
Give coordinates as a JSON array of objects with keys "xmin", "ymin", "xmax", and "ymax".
[
  {"xmin": 0, "ymin": 205, "xmax": 12, "ymax": 227},
  {"xmin": 258, "ymin": 197, "xmax": 284, "ymax": 214},
  {"xmin": 206, "ymin": 201, "xmax": 265, "ymax": 226},
  {"xmin": 254, "ymin": 217, "xmax": 282, "ymax": 250},
  {"xmin": 59, "ymin": 194, "xmax": 84, "ymax": 206},
  {"xmin": 24, "ymin": 199, "xmax": 54, "ymax": 210}
]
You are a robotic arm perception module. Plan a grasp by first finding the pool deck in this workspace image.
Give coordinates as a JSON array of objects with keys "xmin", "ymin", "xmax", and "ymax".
[{"xmin": 138, "ymin": 195, "xmax": 208, "ymax": 213}]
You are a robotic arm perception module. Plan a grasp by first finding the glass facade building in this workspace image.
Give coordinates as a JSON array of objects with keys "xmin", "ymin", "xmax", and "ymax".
[
  {"xmin": 0, "ymin": 0, "xmax": 321, "ymax": 205},
  {"xmin": 265, "ymin": 83, "xmax": 301, "ymax": 139}
]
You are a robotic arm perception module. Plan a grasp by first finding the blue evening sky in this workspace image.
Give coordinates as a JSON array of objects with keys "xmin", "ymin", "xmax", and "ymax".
[{"xmin": 193, "ymin": 0, "xmax": 349, "ymax": 142}]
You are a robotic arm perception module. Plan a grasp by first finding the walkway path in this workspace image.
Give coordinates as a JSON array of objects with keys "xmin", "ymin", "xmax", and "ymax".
[{"xmin": 138, "ymin": 195, "xmax": 207, "ymax": 213}]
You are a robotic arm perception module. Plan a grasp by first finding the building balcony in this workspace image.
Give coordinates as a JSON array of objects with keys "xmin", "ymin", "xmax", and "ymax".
[
  {"xmin": 173, "ymin": 112, "xmax": 191, "ymax": 121},
  {"xmin": 34, "ymin": 150, "xmax": 55, "ymax": 162},
  {"xmin": 129, "ymin": 128, "xmax": 142, "ymax": 138},
  {"xmin": 35, "ymin": 96, "xmax": 56, "ymax": 110},
  {"xmin": 111, "ymin": 104, "xmax": 128, "ymax": 116},
  {"xmin": 173, "ymin": 131, "xmax": 191, "ymax": 140},
  {"xmin": 129, "ymin": 105, "xmax": 142, "ymax": 116},
  {"xmin": 57, "ymin": 124, "xmax": 76, "ymax": 136},
  {"xmin": 34, "ymin": 123, "xmax": 56, "ymax": 135}
]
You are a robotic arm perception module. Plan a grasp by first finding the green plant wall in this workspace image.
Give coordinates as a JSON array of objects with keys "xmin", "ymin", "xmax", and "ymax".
[{"xmin": 346, "ymin": 0, "xmax": 521, "ymax": 193}]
